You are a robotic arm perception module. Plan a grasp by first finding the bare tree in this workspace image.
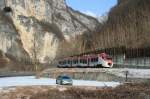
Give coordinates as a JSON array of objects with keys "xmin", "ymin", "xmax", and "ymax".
[{"xmin": 31, "ymin": 28, "xmax": 40, "ymax": 76}]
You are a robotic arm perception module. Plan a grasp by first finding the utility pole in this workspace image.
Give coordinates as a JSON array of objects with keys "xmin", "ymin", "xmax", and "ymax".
[
  {"xmin": 32, "ymin": 28, "xmax": 40, "ymax": 78},
  {"xmin": 125, "ymin": 70, "xmax": 129, "ymax": 82},
  {"xmin": 4, "ymin": 0, "xmax": 6, "ymax": 7}
]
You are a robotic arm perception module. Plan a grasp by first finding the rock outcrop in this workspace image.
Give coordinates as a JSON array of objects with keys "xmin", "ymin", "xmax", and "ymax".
[{"xmin": 0, "ymin": 0, "xmax": 100, "ymax": 66}]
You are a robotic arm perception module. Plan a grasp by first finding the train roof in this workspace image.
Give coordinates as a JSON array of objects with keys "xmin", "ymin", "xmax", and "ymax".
[
  {"xmin": 79, "ymin": 55, "xmax": 89, "ymax": 59},
  {"xmin": 59, "ymin": 53, "xmax": 110, "ymax": 61},
  {"xmin": 98, "ymin": 53, "xmax": 107, "ymax": 56}
]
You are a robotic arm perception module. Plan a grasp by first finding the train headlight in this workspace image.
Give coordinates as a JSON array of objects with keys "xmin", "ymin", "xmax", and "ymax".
[{"xmin": 108, "ymin": 62, "xmax": 112, "ymax": 66}]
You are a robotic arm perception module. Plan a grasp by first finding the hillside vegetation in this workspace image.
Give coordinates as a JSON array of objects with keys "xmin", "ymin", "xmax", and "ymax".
[
  {"xmin": 58, "ymin": 0, "xmax": 150, "ymax": 58},
  {"xmin": 93, "ymin": 0, "xmax": 150, "ymax": 49}
]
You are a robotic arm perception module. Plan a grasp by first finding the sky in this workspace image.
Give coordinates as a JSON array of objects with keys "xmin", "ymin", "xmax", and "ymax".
[{"xmin": 66, "ymin": 0, "xmax": 117, "ymax": 17}]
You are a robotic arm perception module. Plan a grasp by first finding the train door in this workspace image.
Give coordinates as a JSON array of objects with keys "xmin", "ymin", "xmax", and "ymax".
[{"xmin": 88, "ymin": 58, "xmax": 90, "ymax": 67}]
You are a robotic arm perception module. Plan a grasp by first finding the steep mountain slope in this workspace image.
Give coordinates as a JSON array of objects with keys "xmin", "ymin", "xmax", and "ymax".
[
  {"xmin": 0, "ymin": 0, "xmax": 100, "ymax": 69},
  {"xmin": 93, "ymin": 0, "xmax": 150, "ymax": 50}
]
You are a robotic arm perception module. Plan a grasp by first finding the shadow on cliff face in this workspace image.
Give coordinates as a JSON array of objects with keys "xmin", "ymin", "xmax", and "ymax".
[
  {"xmin": 0, "ymin": 50, "xmax": 8, "ymax": 68},
  {"xmin": 0, "ymin": 50, "xmax": 34, "ymax": 71},
  {"xmin": 3, "ymin": 7, "xmax": 12, "ymax": 13},
  {"xmin": 0, "ymin": 11, "xmax": 33, "ymax": 71},
  {"xmin": 38, "ymin": 20, "xmax": 65, "ymax": 41},
  {"xmin": 33, "ymin": 17, "xmax": 64, "ymax": 40}
]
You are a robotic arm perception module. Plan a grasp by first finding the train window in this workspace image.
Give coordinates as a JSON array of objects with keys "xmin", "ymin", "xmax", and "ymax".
[
  {"xmin": 64, "ymin": 61, "xmax": 67, "ymax": 64},
  {"xmin": 68, "ymin": 60, "xmax": 71, "ymax": 64},
  {"xmin": 91, "ymin": 58, "xmax": 93, "ymax": 62},
  {"xmin": 81, "ymin": 59, "xmax": 87, "ymax": 64},
  {"xmin": 84, "ymin": 60, "xmax": 87, "ymax": 64},
  {"xmin": 80, "ymin": 59, "xmax": 82, "ymax": 63},
  {"xmin": 76, "ymin": 60, "xmax": 78, "ymax": 64},
  {"xmin": 61, "ymin": 62, "xmax": 63, "ymax": 64},
  {"xmin": 73, "ymin": 60, "xmax": 76, "ymax": 64},
  {"xmin": 74, "ymin": 60, "xmax": 78, "ymax": 64},
  {"xmin": 83, "ymin": 60, "xmax": 85, "ymax": 64},
  {"xmin": 102, "ymin": 56, "xmax": 104, "ymax": 59},
  {"xmin": 91, "ymin": 58, "xmax": 98, "ymax": 62},
  {"xmin": 84, "ymin": 59, "xmax": 86, "ymax": 64},
  {"xmin": 94, "ymin": 58, "xmax": 96, "ymax": 62},
  {"xmin": 92, "ymin": 58, "xmax": 95, "ymax": 62},
  {"xmin": 107, "ymin": 57, "xmax": 112, "ymax": 60},
  {"xmin": 59, "ymin": 61, "xmax": 61, "ymax": 64},
  {"xmin": 69, "ymin": 60, "xmax": 71, "ymax": 64},
  {"xmin": 96, "ymin": 57, "xmax": 98, "ymax": 62}
]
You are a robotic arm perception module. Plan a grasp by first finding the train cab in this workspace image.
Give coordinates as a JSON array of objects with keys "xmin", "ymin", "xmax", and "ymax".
[{"xmin": 98, "ymin": 53, "xmax": 113, "ymax": 67}]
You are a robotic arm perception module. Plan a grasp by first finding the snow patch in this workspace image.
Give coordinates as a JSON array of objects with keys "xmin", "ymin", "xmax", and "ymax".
[
  {"xmin": 107, "ymin": 68, "xmax": 150, "ymax": 79},
  {"xmin": 0, "ymin": 76, "xmax": 120, "ymax": 89},
  {"xmin": 82, "ymin": 11, "xmax": 97, "ymax": 18}
]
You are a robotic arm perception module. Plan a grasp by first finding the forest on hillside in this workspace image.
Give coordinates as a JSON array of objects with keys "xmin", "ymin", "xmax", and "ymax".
[
  {"xmin": 92, "ymin": 0, "xmax": 150, "ymax": 55},
  {"xmin": 58, "ymin": 0, "xmax": 150, "ymax": 58}
]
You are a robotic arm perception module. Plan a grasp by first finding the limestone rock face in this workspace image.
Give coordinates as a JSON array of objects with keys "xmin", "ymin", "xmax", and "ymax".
[
  {"xmin": 0, "ymin": 0, "xmax": 100, "ymax": 64},
  {"xmin": 0, "ymin": 12, "xmax": 29, "ymax": 62}
]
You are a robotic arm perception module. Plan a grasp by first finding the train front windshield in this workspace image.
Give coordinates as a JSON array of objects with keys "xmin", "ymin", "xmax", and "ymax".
[
  {"xmin": 106, "ymin": 57, "xmax": 112, "ymax": 60},
  {"xmin": 102, "ymin": 55, "xmax": 112, "ymax": 60}
]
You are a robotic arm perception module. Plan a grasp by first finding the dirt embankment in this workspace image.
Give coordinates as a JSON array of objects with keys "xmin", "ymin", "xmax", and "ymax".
[{"xmin": 0, "ymin": 83, "xmax": 150, "ymax": 99}]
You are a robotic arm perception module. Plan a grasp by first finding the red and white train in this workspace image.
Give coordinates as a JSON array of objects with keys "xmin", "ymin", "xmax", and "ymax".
[{"xmin": 57, "ymin": 53, "xmax": 113, "ymax": 68}]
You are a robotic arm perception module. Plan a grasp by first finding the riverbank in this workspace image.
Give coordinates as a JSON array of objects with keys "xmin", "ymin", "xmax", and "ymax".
[{"xmin": 0, "ymin": 82, "xmax": 150, "ymax": 99}]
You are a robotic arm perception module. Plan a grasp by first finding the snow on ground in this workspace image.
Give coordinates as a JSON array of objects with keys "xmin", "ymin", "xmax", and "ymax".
[
  {"xmin": 107, "ymin": 68, "xmax": 150, "ymax": 79},
  {"xmin": 0, "ymin": 76, "xmax": 120, "ymax": 89},
  {"xmin": 73, "ymin": 80, "xmax": 120, "ymax": 87},
  {"xmin": 43, "ymin": 68, "xmax": 150, "ymax": 79}
]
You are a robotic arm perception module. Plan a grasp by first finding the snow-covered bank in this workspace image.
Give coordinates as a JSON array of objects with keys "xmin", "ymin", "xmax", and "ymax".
[
  {"xmin": 107, "ymin": 68, "xmax": 150, "ymax": 79},
  {"xmin": 41, "ymin": 68, "xmax": 150, "ymax": 82},
  {"xmin": 0, "ymin": 76, "xmax": 120, "ymax": 89},
  {"xmin": 73, "ymin": 80, "xmax": 120, "ymax": 87}
]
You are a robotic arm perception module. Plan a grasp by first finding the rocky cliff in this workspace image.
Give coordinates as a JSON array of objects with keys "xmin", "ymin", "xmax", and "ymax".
[{"xmin": 0, "ymin": 0, "xmax": 100, "ymax": 68}]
